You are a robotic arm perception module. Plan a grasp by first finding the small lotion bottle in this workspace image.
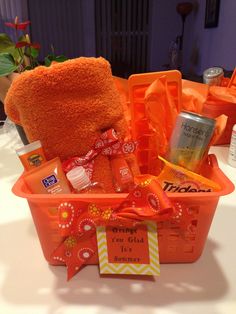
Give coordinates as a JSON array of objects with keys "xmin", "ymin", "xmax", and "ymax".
[
  {"xmin": 66, "ymin": 166, "xmax": 105, "ymax": 193},
  {"xmin": 228, "ymin": 124, "xmax": 236, "ymax": 168},
  {"xmin": 23, "ymin": 157, "xmax": 71, "ymax": 194}
]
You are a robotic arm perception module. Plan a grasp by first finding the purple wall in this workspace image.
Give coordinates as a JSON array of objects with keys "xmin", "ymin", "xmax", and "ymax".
[
  {"xmin": 1, "ymin": 0, "xmax": 235, "ymax": 76},
  {"xmin": 184, "ymin": 0, "xmax": 236, "ymax": 75},
  {"xmin": 149, "ymin": 0, "xmax": 182, "ymax": 71},
  {"xmin": 28, "ymin": 0, "xmax": 86, "ymax": 60}
]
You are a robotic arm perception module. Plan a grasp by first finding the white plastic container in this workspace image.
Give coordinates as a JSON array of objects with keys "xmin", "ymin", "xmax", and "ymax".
[
  {"xmin": 66, "ymin": 166, "xmax": 104, "ymax": 193},
  {"xmin": 228, "ymin": 124, "xmax": 236, "ymax": 167}
]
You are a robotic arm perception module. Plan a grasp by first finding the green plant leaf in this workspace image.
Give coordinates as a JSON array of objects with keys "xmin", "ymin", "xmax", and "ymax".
[
  {"xmin": 0, "ymin": 53, "xmax": 18, "ymax": 76},
  {"xmin": 55, "ymin": 55, "xmax": 67, "ymax": 62},
  {"xmin": 44, "ymin": 54, "xmax": 67, "ymax": 67},
  {"xmin": 0, "ymin": 33, "xmax": 14, "ymax": 50},
  {"xmin": 24, "ymin": 65, "xmax": 33, "ymax": 70},
  {"xmin": 44, "ymin": 55, "xmax": 52, "ymax": 67},
  {"xmin": 30, "ymin": 47, "xmax": 39, "ymax": 59},
  {"xmin": 46, "ymin": 54, "xmax": 54, "ymax": 60},
  {"xmin": 18, "ymin": 35, "xmax": 27, "ymax": 42},
  {"xmin": 0, "ymin": 33, "xmax": 21, "ymax": 61}
]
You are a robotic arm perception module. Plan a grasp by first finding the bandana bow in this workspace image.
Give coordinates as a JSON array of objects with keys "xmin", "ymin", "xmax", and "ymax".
[
  {"xmin": 62, "ymin": 129, "xmax": 138, "ymax": 179},
  {"xmin": 51, "ymin": 175, "xmax": 192, "ymax": 280}
]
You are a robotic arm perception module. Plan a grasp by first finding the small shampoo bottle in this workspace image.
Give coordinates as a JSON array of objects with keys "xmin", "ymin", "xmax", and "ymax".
[{"xmin": 66, "ymin": 166, "xmax": 105, "ymax": 193}]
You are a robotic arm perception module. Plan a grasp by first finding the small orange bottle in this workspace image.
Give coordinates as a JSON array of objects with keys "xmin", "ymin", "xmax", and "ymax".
[{"xmin": 110, "ymin": 156, "xmax": 134, "ymax": 192}]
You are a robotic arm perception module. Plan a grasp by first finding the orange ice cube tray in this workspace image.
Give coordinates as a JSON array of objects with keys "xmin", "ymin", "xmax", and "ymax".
[{"xmin": 128, "ymin": 70, "xmax": 182, "ymax": 174}]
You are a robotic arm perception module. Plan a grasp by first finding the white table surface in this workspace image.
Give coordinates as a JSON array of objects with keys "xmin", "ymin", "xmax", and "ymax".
[{"xmin": 0, "ymin": 125, "xmax": 236, "ymax": 314}]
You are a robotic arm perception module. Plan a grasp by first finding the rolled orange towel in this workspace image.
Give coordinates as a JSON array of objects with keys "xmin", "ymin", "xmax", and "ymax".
[{"xmin": 5, "ymin": 57, "xmax": 139, "ymax": 192}]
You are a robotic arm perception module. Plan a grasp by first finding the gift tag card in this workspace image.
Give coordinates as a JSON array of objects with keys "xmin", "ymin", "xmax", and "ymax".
[{"xmin": 96, "ymin": 221, "xmax": 160, "ymax": 276}]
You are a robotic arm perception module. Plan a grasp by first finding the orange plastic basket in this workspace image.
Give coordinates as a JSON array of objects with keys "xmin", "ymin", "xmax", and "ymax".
[{"xmin": 12, "ymin": 154, "xmax": 234, "ymax": 265}]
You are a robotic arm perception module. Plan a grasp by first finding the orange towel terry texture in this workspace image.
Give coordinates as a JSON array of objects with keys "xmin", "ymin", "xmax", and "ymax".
[{"xmin": 5, "ymin": 57, "xmax": 138, "ymax": 192}]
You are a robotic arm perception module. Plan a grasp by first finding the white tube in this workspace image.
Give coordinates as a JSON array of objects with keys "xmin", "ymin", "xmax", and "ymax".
[{"xmin": 228, "ymin": 124, "xmax": 236, "ymax": 168}]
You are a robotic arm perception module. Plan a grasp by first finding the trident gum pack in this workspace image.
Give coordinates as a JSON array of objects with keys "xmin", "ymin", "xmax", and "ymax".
[{"xmin": 157, "ymin": 156, "xmax": 221, "ymax": 193}]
